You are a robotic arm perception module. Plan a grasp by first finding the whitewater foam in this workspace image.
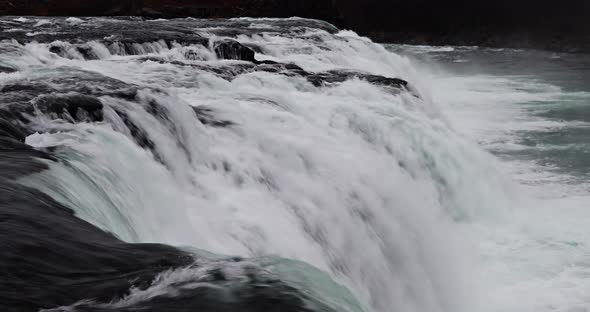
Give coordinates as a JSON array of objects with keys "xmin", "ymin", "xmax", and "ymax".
[
  {"xmin": 395, "ymin": 44, "xmax": 590, "ymax": 312},
  {"xmin": 7, "ymin": 17, "xmax": 587, "ymax": 312}
]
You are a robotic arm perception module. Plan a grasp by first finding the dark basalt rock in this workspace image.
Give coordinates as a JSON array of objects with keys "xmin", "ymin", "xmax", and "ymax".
[
  {"xmin": 306, "ymin": 70, "xmax": 408, "ymax": 89},
  {"xmin": 0, "ymin": 85, "xmax": 111, "ymax": 140},
  {"xmin": 33, "ymin": 94, "xmax": 105, "ymax": 123},
  {"xmin": 0, "ymin": 181, "xmax": 194, "ymax": 312},
  {"xmin": 0, "ymin": 130, "xmax": 191, "ymax": 312},
  {"xmin": 195, "ymin": 58, "xmax": 410, "ymax": 91},
  {"xmin": 113, "ymin": 108, "xmax": 157, "ymax": 152},
  {"xmin": 76, "ymin": 46, "xmax": 98, "ymax": 60},
  {"xmin": 0, "ymin": 67, "xmax": 236, "ymax": 169},
  {"xmin": 49, "ymin": 45, "xmax": 65, "ymax": 56},
  {"xmin": 146, "ymin": 54, "xmax": 410, "ymax": 93},
  {"xmin": 49, "ymin": 41, "xmax": 172, "ymax": 60},
  {"xmin": 0, "ymin": 178, "xmax": 322, "ymax": 312},
  {"xmin": 0, "ymin": 64, "xmax": 16, "ymax": 73},
  {"xmin": 0, "ymin": 136, "xmax": 329, "ymax": 312},
  {"xmin": 42, "ymin": 263, "xmax": 321, "ymax": 312},
  {"xmin": 183, "ymin": 49, "xmax": 201, "ymax": 60},
  {"xmin": 0, "ymin": 110, "xmax": 29, "ymax": 142},
  {"xmin": 1, "ymin": 19, "xmax": 209, "ymax": 49},
  {"xmin": 193, "ymin": 106, "xmax": 234, "ymax": 127},
  {"xmin": 214, "ymin": 39, "xmax": 256, "ymax": 62},
  {"xmin": 0, "ymin": 137, "xmax": 53, "ymax": 179},
  {"xmin": 0, "ymin": 114, "xmax": 330, "ymax": 312}
]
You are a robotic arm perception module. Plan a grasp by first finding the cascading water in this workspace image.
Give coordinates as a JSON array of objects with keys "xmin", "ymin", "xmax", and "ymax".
[{"xmin": 2, "ymin": 16, "xmax": 588, "ymax": 312}]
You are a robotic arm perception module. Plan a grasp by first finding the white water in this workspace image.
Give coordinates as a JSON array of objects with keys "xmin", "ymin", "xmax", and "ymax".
[
  {"xmin": 3, "ymin": 18, "xmax": 589, "ymax": 312},
  {"xmin": 421, "ymin": 52, "xmax": 590, "ymax": 312}
]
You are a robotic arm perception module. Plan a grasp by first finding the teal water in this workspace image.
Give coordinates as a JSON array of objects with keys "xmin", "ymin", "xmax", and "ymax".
[
  {"xmin": 390, "ymin": 45, "xmax": 590, "ymax": 182},
  {"xmin": 389, "ymin": 45, "xmax": 590, "ymax": 311}
]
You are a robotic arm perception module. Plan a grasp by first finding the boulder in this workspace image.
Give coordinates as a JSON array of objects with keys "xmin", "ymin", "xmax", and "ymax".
[{"xmin": 214, "ymin": 40, "xmax": 256, "ymax": 62}]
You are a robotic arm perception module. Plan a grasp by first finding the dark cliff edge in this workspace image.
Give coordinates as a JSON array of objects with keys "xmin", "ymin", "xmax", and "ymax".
[{"xmin": 0, "ymin": 1, "xmax": 589, "ymax": 51}]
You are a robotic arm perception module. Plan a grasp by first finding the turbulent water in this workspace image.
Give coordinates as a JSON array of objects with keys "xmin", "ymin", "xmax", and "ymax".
[
  {"xmin": 1, "ymin": 17, "xmax": 589, "ymax": 312},
  {"xmin": 388, "ymin": 45, "xmax": 590, "ymax": 312}
]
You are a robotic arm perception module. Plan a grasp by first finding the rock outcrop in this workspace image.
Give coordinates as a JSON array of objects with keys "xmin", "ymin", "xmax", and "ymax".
[{"xmin": 214, "ymin": 40, "xmax": 256, "ymax": 62}]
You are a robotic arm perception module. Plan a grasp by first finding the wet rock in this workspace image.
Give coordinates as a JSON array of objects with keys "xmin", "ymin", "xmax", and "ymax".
[
  {"xmin": 0, "ymin": 177, "xmax": 194, "ymax": 312},
  {"xmin": 49, "ymin": 45, "xmax": 65, "ymax": 56},
  {"xmin": 50, "ymin": 44, "xmax": 98, "ymax": 60},
  {"xmin": 153, "ymin": 55, "xmax": 410, "ymax": 93},
  {"xmin": 0, "ymin": 137, "xmax": 53, "ymax": 179},
  {"xmin": 193, "ymin": 106, "xmax": 234, "ymax": 127},
  {"xmin": 306, "ymin": 70, "xmax": 408, "ymax": 89},
  {"xmin": 113, "ymin": 108, "xmax": 156, "ymax": 152},
  {"xmin": 33, "ymin": 94, "xmax": 104, "ymax": 123},
  {"xmin": 0, "ymin": 134, "xmax": 331, "ymax": 312},
  {"xmin": 214, "ymin": 40, "xmax": 256, "ymax": 62},
  {"xmin": 0, "ymin": 110, "xmax": 29, "ymax": 142},
  {"xmin": 0, "ymin": 65, "xmax": 16, "ymax": 73},
  {"xmin": 76, "ymin": 46, "xmax": 97, "ymax": 60},
  {"xmin": 183, "ymin": 49, "xmax": 201, "ymax": 60},
  {"xmin": 239, "ymin": 61, "xmax": 409, "ymax": 91},
  {"xmin": 243, "ymin": 43, "xmax": 264, "ymax": 54}
]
